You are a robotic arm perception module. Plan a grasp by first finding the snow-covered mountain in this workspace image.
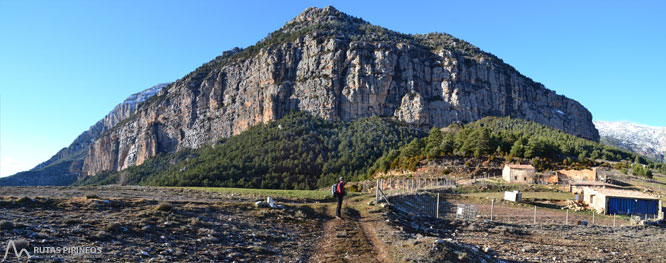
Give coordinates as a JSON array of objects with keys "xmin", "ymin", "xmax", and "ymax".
[
  {"xmin": 0, "ymin": 83, "xmax": 170, "ymax": 186},
  {"xmin": 124, "ymin": 83, "xmax": 164, "ymax": 105},
  {"xmin": 594, "ymin": 121, "xmax": 666, "ymax": 162}
]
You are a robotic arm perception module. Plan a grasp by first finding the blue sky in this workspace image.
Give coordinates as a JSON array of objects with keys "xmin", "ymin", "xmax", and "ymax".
[{"xmin": 1, "ymin": 0, "xmax": 665, "ymax": 177}]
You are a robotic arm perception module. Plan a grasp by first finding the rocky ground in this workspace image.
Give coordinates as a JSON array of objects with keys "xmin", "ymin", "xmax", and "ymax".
[
  {"xmin": 0, "ymin": 186, "xmax": 494, "ymax": 263},
  {"xmin": 388, "ymin": 194, "xmax": 666, "ymax": 263},
  {"xmin": 310, "ymin": 206, "xmax": 380, "ymax": 263},
  {"xmin": 0, "ymin": 186, "xmax": 325, "ymax": 262},
  {"xmin": 1, "ymin": 186, "xmax": 664, "ymax": 262},
  {"xmin": 309, "ymin": 197, "xmax": 494, "ymax": 263}
]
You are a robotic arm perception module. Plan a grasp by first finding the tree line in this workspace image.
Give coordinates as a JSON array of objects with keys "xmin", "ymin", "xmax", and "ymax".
[
  {"xmin": 369, "ymin": 117, "xmax": 661, "ymax": 178},
  {"xmin": 76, "ymin": 115, "xmax": 665, "ymax": 189},
  {"xmin": 75, "ymin": 112, "xmax": 423, "ymax": 189}
]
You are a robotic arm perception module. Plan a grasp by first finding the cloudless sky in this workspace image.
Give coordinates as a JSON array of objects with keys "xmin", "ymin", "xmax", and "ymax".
[{"xmin": 1, "ymin": 0, "xmax": 665, "ymax": 177}]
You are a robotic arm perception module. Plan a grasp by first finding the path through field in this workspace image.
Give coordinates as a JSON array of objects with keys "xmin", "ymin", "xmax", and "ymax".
[{"xmin": 310, "ymin": 202, "xmax": 391, "ymax": 263}]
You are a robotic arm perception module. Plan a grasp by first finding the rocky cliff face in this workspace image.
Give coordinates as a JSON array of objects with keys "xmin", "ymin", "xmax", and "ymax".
[
  {"xmin": 0, "ymin": 83, "xmax": 168, "ymax": 186},
  {"xmin": 82, "ymin": 6, "xmax": 599, "ymax": 176}
]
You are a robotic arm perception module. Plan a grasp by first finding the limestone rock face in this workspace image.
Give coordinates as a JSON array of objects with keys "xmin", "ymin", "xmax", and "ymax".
[
  {"xmin": 82, "ymin": 6, "xmax": 599, "ymax": 176},
  {"xmin": 395, "ymin": 92, "xmax": 428, "ymax": 126}
]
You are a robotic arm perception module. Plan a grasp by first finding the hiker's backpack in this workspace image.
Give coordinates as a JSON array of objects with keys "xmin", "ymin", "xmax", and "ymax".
[{"xmin": 331, "ymin": 183, "xmax": 337, "ymax": 197}]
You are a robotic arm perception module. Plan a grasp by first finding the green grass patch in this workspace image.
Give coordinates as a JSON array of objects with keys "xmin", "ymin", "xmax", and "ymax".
[
  {"xmin": 651, "ymin": 174, "xmax": 666, "ymax": 185},
  {"xmin": 181, "ymin": 187, "xmax": 361, "ymax": 202}
]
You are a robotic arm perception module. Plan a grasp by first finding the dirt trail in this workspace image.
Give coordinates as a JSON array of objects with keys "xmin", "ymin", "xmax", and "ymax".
[{"xmin": 310, "ymin": 203, "xmax": 390, "ymax": 263}]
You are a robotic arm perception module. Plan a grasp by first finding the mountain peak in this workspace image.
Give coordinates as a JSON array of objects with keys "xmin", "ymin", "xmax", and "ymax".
[
  {"xmin": 293, "ymin": 6, "xmax": 340, "ymax": 20},
  {"xmin": 287, "ymin": 6, "xmax": 361, "ymax": 27},
  {"xmin": 81, "ymin": 6, "xmax": 599, "ymax": 176},
  {"xmin": 277, "ymin": 5, "xmax": 369, "ymax": 38}
]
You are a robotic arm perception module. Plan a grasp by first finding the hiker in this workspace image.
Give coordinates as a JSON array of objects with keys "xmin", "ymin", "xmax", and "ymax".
[{"xmin": 334, "ymin": 176, "xmax": 346, "ymax": 219}]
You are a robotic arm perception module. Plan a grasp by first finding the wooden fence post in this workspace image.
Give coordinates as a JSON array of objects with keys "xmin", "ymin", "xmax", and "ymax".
[
  {"xmin": 436, "ymin": 193, "xmax": 440, "ymax": 219},
  {"xmin": 490, "ymin": 199, "xmax": 494, "ymax": 221},
  {"xmin": 381, "ymin": 179, "xmax": 384, "ymax": 196},
  {"xmin": 375, "ymin": 179, "xmax": 379, "ymax": 204},
  {"xmin": 386, "ymin": 178, "xmax": 393, "ymax": 195}
]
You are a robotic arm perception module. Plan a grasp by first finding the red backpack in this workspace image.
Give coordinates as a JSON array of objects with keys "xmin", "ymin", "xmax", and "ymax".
[{"xmin": 331, "ymin": 182, "xmax": 345, "ymax": 197}]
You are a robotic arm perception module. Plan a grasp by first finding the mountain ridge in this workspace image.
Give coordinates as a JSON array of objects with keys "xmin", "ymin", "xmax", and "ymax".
[
  {"xmin": 81, "ymin": 6, "xmax": 599, "ymax": 177},
  {"xmin": 0, "ymin": 83, "xmax": 169, "ymax": 186},
  {"xmin": 594, "ymin": 120, "xmax": 666, "ymax": 162}
]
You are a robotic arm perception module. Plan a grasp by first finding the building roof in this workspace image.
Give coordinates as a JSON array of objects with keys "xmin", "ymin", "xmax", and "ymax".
[
  {"xmin": 570, "ymin": 181, "xmax": 621, "ymax": 188},
  {"xmin": 505, "ymin": 164, "xmax": 535, "ymax": 170},
  {"xmin": 583, "ymin": 187, "xmax": 658, "ymax": 200},
  {"xmin": 559, "ymin": 167, "xmax": 598, "ymax": 172}
]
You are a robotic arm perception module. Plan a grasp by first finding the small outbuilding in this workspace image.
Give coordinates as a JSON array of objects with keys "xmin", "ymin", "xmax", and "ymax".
[
  {"xmin": 504, "ymin": 190, "xmax": 522, "ymax": 202},
  {"xmin": 502, "ymin": 164, "xmax": 536, "ymax": 184},
  {"xmin": 569, "ymin": 181, "xmax": 622, "ymax": 201},
  {"xmin": 582, "ymin": 187, "xmax": 663, "ymax": 218}
]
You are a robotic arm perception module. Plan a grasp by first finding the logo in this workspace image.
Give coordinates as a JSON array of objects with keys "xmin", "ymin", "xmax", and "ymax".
[
  {"xmin": 2, "ymin": 240, "xmax": 102, "ymax": 261},
  {"xmin": 2, "ymin": 240, "xmax": 31, "ymax": 262}
]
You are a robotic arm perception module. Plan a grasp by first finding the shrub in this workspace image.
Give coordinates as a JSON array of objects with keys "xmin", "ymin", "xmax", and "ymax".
[{"xmin": 155, "ymin": 202, "xmax": 173, "ymax": 212}]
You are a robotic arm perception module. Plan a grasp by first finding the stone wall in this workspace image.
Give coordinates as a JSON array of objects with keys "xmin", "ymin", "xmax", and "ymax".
[{"xmin": 559, "ymin": 168, "xmax": 597, "ymax": 182}]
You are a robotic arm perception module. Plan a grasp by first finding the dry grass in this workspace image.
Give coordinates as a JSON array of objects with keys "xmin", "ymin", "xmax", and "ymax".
[
  {"xmin": 154, "ymin": 202, "xmax": 173, "ymax": 212},
  {"xmin": 462, "ymin": 191, "xmax": 574, "ymax": 201}
]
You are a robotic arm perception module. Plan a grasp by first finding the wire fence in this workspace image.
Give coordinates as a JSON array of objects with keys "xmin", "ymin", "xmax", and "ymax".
[
  {"xmin": 375, "ymin": 177, "xmax": 458, "ymax": 198},
  {"xmin": 375, "ymin": 178, "xmax": 656, "ymax": 227}
]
